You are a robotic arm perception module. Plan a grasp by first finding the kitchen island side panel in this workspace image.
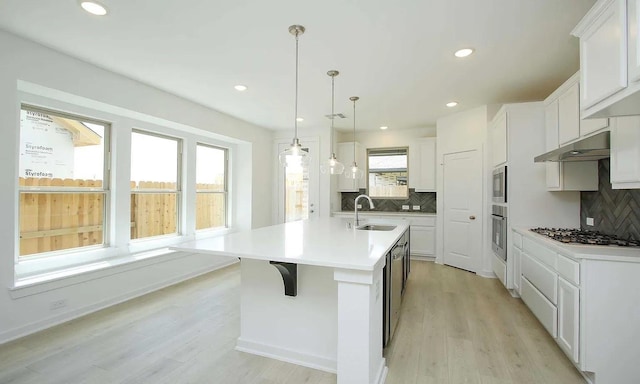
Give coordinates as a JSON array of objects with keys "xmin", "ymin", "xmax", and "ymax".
[{"xmin": 237, "ymin": 259, "xmax": 339, "ymax": 372}]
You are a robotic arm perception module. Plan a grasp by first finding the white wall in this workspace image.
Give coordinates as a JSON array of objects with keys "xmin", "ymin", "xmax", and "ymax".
[
  {"xmin": 436, "ymin": 106, "xmax": 493, "ymax": 275},
  {"xmin": 0, "ymin": 30, "xmax": 273, "ymax": 343}
]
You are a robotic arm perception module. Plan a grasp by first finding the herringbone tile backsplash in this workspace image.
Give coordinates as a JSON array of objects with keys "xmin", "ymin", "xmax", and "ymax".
[
  {"xmin": 581, "ymin": 159, "xmax": 640, "ymax": 241},
  {"xmin": 341, "ymin": 189, "xmax": 436, "ymax": 213}
]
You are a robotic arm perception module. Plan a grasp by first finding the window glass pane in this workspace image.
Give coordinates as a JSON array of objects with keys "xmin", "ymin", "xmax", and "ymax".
[
  {"xmin": 196, "ymin": 145, "xmax": 225, "ymax": 192},
  {"xmin": 19, "ymin": 108, "xmax": 105, "ymax": 186},
  {"xmin": 131, "ymin": 131, "xmax": 178, "ymax": 191},
  {"xmin": 130, "ymin": 193, "xmax": 178, "ymax": 239},
  {"xmin": 368, "ymin": 148, "xmax": 408, "ymax": 198},
  {"xmin": 18, "ymin": 107, "xmax": 108, "ymax": 257},
  {"xmin": 130, "ymin": 131, "xmax": 180, "ymax": 240},
  {"xmin": 19, "ymin": 191, "xmax": 105, "ymax": 257},
  {"xmin": 196, "ymin": 144, "xmax": 226, "ymax": 230}
]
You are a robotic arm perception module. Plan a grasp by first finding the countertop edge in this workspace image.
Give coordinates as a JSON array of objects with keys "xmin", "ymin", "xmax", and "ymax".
[
  {"xmin": 513, "ymin": 227, "xmax": 640, "ymax": 262},
  {"xmin": 332, "ymin": 211, "xmax": 436, "ymax": 217}
]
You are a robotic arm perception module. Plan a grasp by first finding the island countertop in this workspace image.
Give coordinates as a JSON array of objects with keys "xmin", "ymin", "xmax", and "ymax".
[{"xmin": 171, "ymin": 217, "xmax": 409, "ymax": 271}]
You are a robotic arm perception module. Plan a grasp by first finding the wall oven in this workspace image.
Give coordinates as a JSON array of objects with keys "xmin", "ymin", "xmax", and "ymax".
[
  {"xmin": 492, "ymin": 166, "xmax": 507, "ymax": 203},
  {"xmin": 491, "ymin": 205, "xmax": 507, "ymax": 261}
]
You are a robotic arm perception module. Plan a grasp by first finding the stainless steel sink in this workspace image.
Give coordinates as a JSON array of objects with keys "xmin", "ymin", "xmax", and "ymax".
[{"xmin": 357, "ymin": 224, "xmax": 397, "ymax": 231}]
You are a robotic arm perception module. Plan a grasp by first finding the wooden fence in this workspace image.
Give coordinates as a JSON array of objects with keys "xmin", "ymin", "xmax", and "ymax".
[{"xmin": 19, "ymin": 178, "xmax": 225, "ymax": 257}]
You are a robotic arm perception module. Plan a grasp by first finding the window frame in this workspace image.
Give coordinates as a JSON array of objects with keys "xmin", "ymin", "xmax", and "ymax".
[
  {"xmin": 195, "ymin": 142, "xmax": 229, "ymax": 231},
  {"xmin": 366, "ymin": 146, "xmax": 410, "ymax": 199},
  {"xmin": 130, "ymin": 128, "xmax": 183, "ymax": 241},
  {"xmin": 17, "ymin": 104, "xmax": 111, "ymax": 260}
]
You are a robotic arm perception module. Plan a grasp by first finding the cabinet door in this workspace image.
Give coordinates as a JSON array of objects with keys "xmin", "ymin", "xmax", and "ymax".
[
  {"xmin": 579, "ymin": 0, "xmax": 628, "ymax": 109},
  {"xmin": 512, "ymin": 245, "xmax": 522, "ymax": 294},
  {"xmin": 630, "ymin": 0, "xmax": 640, "ymax": 83},
  {"xmin": 409, "ymin": 225, "xmax": 435, "ymax": 256},
  {"xmin": 579, "ymin": 80, "xmax": 610, "ymax": 136},
  {"xmin": 557, "ymin": 276, "xmax": 580, "ymax": 364},
  {"xmin": 558, "ymin": 83, "xmax": 580, "ymax": 145},
  {"xmin": 491, "ymin": 112, "xmax": 508, "ymax": 167},
  {"xmin": 610, "ymin": 116, "xmax": 640, "ymax": 188},
  {"xmin": 408, "ymin": 138, "xmax": 436, "ymax": 192}
]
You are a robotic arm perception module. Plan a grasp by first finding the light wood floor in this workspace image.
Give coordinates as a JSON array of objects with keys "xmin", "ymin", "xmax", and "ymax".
[{"xmin": 0, "ymin": 261, "xmax": 585, "ymax": 384}]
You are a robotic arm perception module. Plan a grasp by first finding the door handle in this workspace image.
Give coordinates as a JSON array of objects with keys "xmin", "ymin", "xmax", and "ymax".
[{"xmin": 469, "ymin": 215, "xmax": 476, "ymax": 220}]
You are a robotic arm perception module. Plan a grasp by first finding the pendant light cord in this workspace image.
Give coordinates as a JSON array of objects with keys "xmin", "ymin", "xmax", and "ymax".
[
  {"xmin": 294, "ymin": 32, "xmax": 299, "ymax": 141},
  {"xmin": 352, "ymin": 98, "xmax": 356, "ymax": 162},
  {"xmin": 330, "ymin": 75, "xmax": 335, "ymax": 156}
]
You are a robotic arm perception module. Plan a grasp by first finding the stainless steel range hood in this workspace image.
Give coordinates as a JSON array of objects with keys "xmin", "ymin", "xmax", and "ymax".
[{"xmin": 534, "ymin": 131, "xmax": 610, "ymax": 162}]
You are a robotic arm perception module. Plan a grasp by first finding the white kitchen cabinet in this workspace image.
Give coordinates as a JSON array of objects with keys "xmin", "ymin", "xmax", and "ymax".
[
  {"xmin": 490, "ymin": 111, "xmax": 508, "ymax": 167},
  {"xmin": 630, "ymin": 0, "xmax": 640, "ymax": 83},
  {"xmin": 558, "ymin": 82, "xmax": 581, "ymax": 145},
  {"xmin": 512, "ymin": 243, "xmax": 522, "ymax": 294},
  {"xmin": 543, "ymin": 73, "xmax": 600, "ymax": 191},
  {"xmin": 337, "ymin": 142, "xmax": 366, "ymax": 192},
  {"xmin": 410, "ymin": 225, "xmax": 435, "ymax": 257},
  {"xmin": 521, "ymin": 273, "xmax": 558, "ymax": 338},
  {"xmin": 557, "ymin": 276, "xmax": 580, "ymax": 364},
  {"xmin": 573, "ymin": 0, "xmax": 640, "ymax": 118},
  {"xmin": 610, "ymin": 115, "xmax": 640, "ymax": 188},
  {"xmin": 408, "ymin": 137, "xmax": 436, "ymax": 192}
]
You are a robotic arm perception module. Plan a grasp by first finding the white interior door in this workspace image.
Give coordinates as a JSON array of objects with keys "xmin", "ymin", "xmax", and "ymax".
[
  {"xmin": 442, "ymin": 149, "xmax": 482, "ymax": 272},
  {"xmin": 277, "ymin": 138, "xmax": 319, "ymax": 223}
]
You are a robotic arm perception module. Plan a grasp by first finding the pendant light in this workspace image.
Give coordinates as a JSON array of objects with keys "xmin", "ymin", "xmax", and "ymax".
[
  {"xmin": 278, "ymin": 25, "xmax": 310, "ymax": 168},
  {"xmin": 344, "ymin": 96, "xmax": 364, "ymax": 180},
  {"xmin": 320, "ymin": 70, "xmax": 345, "ymax": 175}
]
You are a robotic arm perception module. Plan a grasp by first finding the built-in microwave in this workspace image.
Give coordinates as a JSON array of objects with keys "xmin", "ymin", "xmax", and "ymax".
[{"xmin": 492, "ymin": 166, "xmax": 507, "ymax": 203}]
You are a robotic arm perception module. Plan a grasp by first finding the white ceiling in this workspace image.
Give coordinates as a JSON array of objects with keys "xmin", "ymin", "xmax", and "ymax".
[{"xmin": 0, "ymin": 0, "xmax": 596, "ymax": 132}]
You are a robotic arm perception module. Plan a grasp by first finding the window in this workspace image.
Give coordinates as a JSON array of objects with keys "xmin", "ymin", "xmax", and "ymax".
[
  {"xmin": 196, "ymin": 144, "xmax": 227, "ymax": 230},
  {"xmin": 367, "ymin": 147, "xmax": 409, "ymax": 199},
  {"xmin": 18, "ymin": 106, "xmax": 109, "ymax": 257},
  {"xmin": 130, "ymin": 130, "xmax": 181, "ymax": 240}
]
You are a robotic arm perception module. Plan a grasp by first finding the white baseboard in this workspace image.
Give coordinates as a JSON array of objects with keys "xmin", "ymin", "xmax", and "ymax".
[
  {"xmin": 477, "ymin": 270, "xmax": 497, "ymax": 278},
  {"xmin": 375, "ymin": 357, "xmax": 388, "ymax": 384},
  {"xmin": 410, "ymin": 255, "xmax": 435, "ymax": 262},
  {"xmin": 236, "ymin": 337, "xmax": 337, "ymax": 374},
  {"xmin": 0, "ymin": 258, "xmax": 239, "ymax": 345}
]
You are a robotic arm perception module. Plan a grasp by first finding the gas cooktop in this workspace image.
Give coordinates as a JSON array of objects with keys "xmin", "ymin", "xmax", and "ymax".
[{"xmin": 530, "ymin": 228, "xmax": 639, "ymax": 247}]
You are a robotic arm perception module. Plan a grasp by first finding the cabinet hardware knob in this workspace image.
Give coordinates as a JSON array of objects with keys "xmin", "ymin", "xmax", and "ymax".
[{"xmin": 469, "ymin": 215, "xmax": 476, "ymax": 220}]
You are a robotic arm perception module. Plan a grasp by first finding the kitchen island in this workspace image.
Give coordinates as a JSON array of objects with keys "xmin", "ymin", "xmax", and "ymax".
[{"xmin": 172, "ymin": 217, "xmax": 410, "ymax": 384}]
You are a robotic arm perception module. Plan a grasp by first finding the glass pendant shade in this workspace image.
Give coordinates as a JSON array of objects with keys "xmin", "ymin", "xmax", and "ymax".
[
  {"xmin": 320, "ymin": 153, "xmax": 345, "ymax": 174},
  {"xmin": 279, "ymin": 138, "xmax": 310, "ymax": 168},
  {"xmin": 344, "ymin": 162, "xmax": 364, "ymax": 179}
]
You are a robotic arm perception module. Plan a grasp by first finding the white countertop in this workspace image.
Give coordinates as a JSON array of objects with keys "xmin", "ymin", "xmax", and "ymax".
[
  {"xmin": 514, "ymin": 227, "xmax": 640, "ymax": 262},
  {"xmin": 332, "ymin": 211, "xmax": 436, "ymax": 217},
  {"xmin": 171, "ymin": 218, "xmax": 410, "ymax": 271}
]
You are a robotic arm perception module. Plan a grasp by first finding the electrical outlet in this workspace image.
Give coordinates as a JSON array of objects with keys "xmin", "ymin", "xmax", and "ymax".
[
  {"xmin": 586, "ymin": 217, "xmax": 594, "ymax": 226},
  {"xmin": 402, "ymin": 205, "xmax": 410, "ymax": 210},
  {"xmin": 50, "ymin": 299, "xmax": 67, "ymax": 310},
  {"xmin": 357, "ymin": 204, "xmax": 362, "ymax": 209},
  {"xmin": 412, "ymin": 205, "xmax": 420, "ymax": 210}
]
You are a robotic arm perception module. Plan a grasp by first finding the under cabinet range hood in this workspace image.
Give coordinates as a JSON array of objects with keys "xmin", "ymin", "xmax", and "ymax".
[{"xmin": 534, "ymin": 131, "xmax": 610, "ymax": 162}]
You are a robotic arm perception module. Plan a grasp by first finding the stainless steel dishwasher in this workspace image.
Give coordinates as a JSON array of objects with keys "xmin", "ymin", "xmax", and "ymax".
[{"xmin": 390, "ymin": 241, "xmax": 404, "ymax": 340}]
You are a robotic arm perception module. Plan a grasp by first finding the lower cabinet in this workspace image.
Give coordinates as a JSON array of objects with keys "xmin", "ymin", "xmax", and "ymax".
[
  {"xmin": 557, "ymin": 276, "xmax": 580, "ymax": 364},
  {"xmin": 410, "ymin": 225, "xmax": 435, "ymax": 257},
  {"xmin": 521, "ymin": 274, "xmax": 558, "ymax": 338},
  {"xmin": 512, "ymin": 245, "xmax": 522, "ymax": 294}
]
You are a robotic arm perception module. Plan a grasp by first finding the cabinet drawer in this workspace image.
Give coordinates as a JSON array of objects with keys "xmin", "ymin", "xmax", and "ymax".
[
  {"xmin": 521, "ymin": 276, "xmax": 558, "ymax": 338},
  {"xmin": 522, "ymin": 252, "xmax": 558, "ymax": 304},
  {"xmin": 513, "ymin": 231, "xmax": 523, "ymax": 249},
  {"xmin": 557, "ymin": 254, "xmax": 580, "ymax": 285},
  {"xmin": 408, "ymin": 216, "xmax": 436, "ymax": 227},
  {"xmin": 523, "ymin": 237, "xmax": 558, "ymax": 269}
]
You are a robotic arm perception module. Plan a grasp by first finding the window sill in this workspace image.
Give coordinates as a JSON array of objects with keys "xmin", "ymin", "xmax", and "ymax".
[{"xmin": 11, "ymin": 228, "xmax": 234, "ymax": 298}]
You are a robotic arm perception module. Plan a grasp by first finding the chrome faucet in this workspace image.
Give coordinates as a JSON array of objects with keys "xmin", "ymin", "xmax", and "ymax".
[{"xmin": 354, "ymin": 194, "xmax": 375, "ymax": 227}]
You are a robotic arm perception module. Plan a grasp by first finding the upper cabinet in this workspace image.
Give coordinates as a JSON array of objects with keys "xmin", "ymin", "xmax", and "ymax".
[
  {"xmin": 572, "ymin": 0, "xmax": 640, "ymax": 118},
  {"xmin": 408, "ymin": 137, "xmax": 436, "ymax": 192},
  {"xmin": 337, "ymin": 142, "xmax": 366, "ymax": 192},
  {"xmin": 610, "ymin": 115, "xmax": 640, "ymax": 189},
  {"xmin": 543, "ymin": 73, "xmax": 602, "ymax": 191},
  {"xmin": 490, "ymin": 111, "xmax": 508, "ymax": 167}
]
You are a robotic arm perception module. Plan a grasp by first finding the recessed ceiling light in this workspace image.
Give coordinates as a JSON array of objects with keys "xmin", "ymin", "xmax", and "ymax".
[
  {"xmin": 454, "ymin": 48, "xmax": 474, "ymax": 58},
  {"xmin": 296, "ymin": 117, "xmax": 304, "ymax": 122},
  {"xmin": 234, "ymin": 85, "xmax": 248, "ymax": 91},
  {"xmin": 446, "ymin": 101, "xmax": 458, "ymax": 108},
  {"xmin": 380, "ymin": 126, "xmax": 388, "ymax": 130},
  {"xmin": 80, "ymin": 1, "xmax": 108, "ymax": 16}
]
